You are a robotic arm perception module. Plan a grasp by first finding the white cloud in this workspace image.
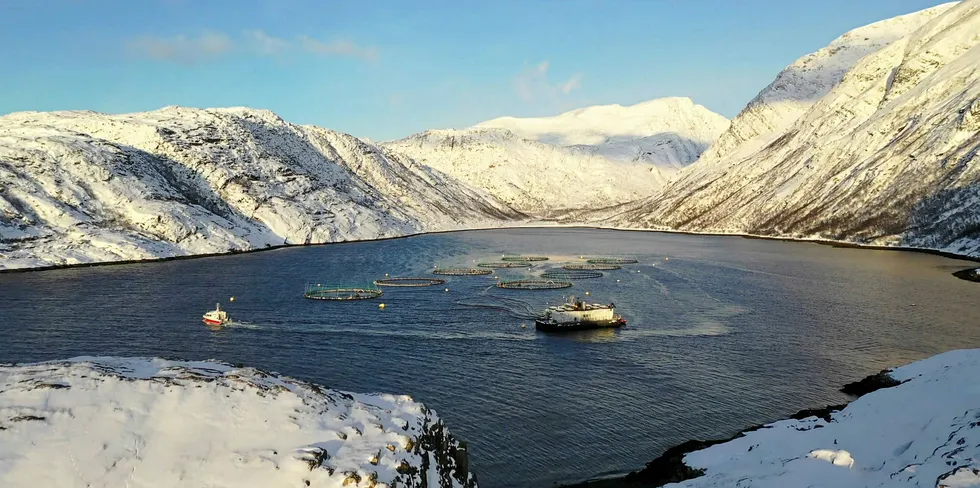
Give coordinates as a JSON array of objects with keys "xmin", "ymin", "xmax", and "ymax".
[
  {"xmin": 244, "ymin": 29, "xmax": 289, "ymax": 56},
  {"xmin": 127, "ymin": 33, "xmax": 232, "ymax": 64},
  {"xmin": 513, "ymin": 60, "xmax": 582, "ymax": 102},
  {"xmin": 299, "ymin": 37, "xmax": 378, "ymax": 62},
  {"xmin": 126, "ymin": 31, "xmax": 377, "ymax": 64}
]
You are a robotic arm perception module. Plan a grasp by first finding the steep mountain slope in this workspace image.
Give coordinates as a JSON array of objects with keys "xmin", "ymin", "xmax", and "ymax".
[
  {"xmin": 616, "ymin": 0, "xmax": 980, "ymax": 257},
  {"xmin": 697, "ymin": 2, "xmax": 955, "ymax": 168},
  {"xmin": 0, "ymin": 107, "xmax": 520, "ymax": 270},
  {"xmin": 383, "ymin": 98, "xmax": 728, "ymax": 213}
]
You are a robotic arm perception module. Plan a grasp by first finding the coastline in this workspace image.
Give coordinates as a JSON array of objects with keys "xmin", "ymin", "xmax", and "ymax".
[
  {"xmin": 2, "ymin": 223, "xmax": 979, "ymax": 274},
  {"xmin": 560, "ymin": 368, "xmax": 905, "ymax": 488}
]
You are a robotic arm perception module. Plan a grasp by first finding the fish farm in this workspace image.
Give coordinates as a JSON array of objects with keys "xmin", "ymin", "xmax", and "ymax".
[
  {"xmin": 304, "ymin": 284, "xmax": 383, "ymax": 300},
  {"xmin": 563, "ymin": 263, "xmax": 622, "ymax": 271},
  {"xmin": 540, "ymin": 270, "xmax": 604, "ymax": 280},
  {"xmin": 373, "ymin": 277, "xmax": 447, "ymax": 287},
  {"xmin": 432, "ymin": 268, "xmax": 493, "ymax": 276},
  {"xmin": 496, "ymin": 279, "xmax": 573, "ymax": 290},
  {"xmin": 500, "ymin": 256, "xmax": 549, "ymax": 262},
  {"xmin": 587, "ymin": 257, "xmax": 639, "ymax": 264},
  {"xmin": 478, "ymin": 262, "xmax": 534, "ymax": 269}
]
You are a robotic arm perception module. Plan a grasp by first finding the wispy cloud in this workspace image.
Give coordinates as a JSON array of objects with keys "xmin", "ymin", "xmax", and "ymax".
[
  {"xmin": 299, "ymin": 37, "xmax": 378, "ymax": 62},
  {"xmin": 513, "ymin": 60, "xmax": 583, "ymax": 103},
  {"xmin": 127, "ymin": 33, "xmax": 232, "ymax": 64},
  {"xmin": 244, "ymin": 29, "xmax": 289, "ymax": 56},
  {"xmin": 126, "ymin": 31, "xmax": 378, "ymax": 64}
]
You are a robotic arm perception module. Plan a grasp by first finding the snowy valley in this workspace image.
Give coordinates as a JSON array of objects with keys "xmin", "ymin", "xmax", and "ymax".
[{"xmin": 383, "ymin": 97, "xmax": 728, "ymax": 213}]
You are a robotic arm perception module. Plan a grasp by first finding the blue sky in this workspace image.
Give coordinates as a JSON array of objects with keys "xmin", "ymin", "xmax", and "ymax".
[{"xmin": 0, "ymin": 0, "xmax": 949, "ymax": 140}]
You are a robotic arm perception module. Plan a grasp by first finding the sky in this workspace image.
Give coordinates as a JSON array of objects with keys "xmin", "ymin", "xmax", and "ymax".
[{"xmin": 0, "ymin": 0, "xmax": 952, "ymax": 141}]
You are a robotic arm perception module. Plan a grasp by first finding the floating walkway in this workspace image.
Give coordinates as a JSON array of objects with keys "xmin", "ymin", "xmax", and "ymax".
[
  {"xmin": 304, "ymin": 284, "xmax": 383, "ymax": 300},
  {"xmin": 500, "ymin": 255, "xmax": 549, "ymax": 262},
  {"xmin": 496, "ymin": 279, "xmax": 572, "ymax": 290},
  {"xmin": 540, "ymin": 270, "xmax": 603, "ymax": 280},
  {"xmin": 432, "ymin": 268, "xmax": 493, "ymax": 276},
  {"xmin": 564, "ymin": 263, "xmax": 622, "ymax": 271},
  {"xmin": 373, "ymin": 277, "xmax": 446, "ymax": 287},
  {"xmin": 478, "ymin": 262, "xmax": 533, "ymax": 269},
  {"xmin": 587, "ymin": 257, "xmax": 639, "ymax": 264}
]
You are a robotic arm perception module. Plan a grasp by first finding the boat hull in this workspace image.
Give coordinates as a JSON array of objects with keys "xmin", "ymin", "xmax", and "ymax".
[
  {"xmin": 535, "ymin": 318, "xmax": 626, "ymax": 332},
  {"xmin": 202, "ymin": 318, "xmax": 224, "ymax": 326}
]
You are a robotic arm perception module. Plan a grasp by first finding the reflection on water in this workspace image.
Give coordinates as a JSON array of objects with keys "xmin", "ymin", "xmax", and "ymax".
[{"xmin": 2, "ymin": 228, "xmax": 980, "ymax": 488}]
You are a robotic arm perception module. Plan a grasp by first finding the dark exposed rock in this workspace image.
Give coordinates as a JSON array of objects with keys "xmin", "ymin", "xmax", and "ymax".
[
  {"xmin": 841, "ymin": 370, "xmax": 902, "ymax": 397},
  {"xmin": 953, "ymin": 267, "xmax": 980, "ymax": 283}
]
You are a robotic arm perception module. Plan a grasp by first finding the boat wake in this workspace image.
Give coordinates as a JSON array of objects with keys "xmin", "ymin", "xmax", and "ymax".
[{"xmin": 455, "ymin": 288, "xmax": 540, "ymax": 319}]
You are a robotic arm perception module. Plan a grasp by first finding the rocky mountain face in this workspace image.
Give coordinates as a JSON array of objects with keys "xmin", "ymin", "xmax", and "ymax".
[
  {"xmin": 0, "ymin": 107, "xmax": 520, "ymax": 270},
  {"xmin": 383, "ymin": 98, "xmax": 729, "ymax": 213},
  {"xmin": 615, "ymin": 1, "xmax": 980, "ymax": 257}
]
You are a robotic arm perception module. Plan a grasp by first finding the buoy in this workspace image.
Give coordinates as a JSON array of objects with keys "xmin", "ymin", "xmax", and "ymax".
[
  {"xmin": 385, "ymin": 273, "xmax": 389, "ymax": 277},
  {"xmin": 521, "ymin": 324, "xmax": 527, "ymax": 329},
  {"xmin": 616, "ymin": 279, "xmax": 621, "ymax": 283},
  {"xmin": 637, "ymin": 270, "xmax": 641, "ymax": 273},
  {"xmin": 585, "ymin": 291, "xmax": 591, "ymax": 296},
  {"xmin": 379, "ymin": 303, "xmax": 386, "ymax": 309},
  {"xmin": 229, "ymin": 296, "xmax": 235, "ymax": 302},
  {"xmin": 444, "ymin": 288, "xmax": 450, "ymax": 292},
  {"xmin": 665, "ymin": 257, "xmax": 669, "ymax": 261}
]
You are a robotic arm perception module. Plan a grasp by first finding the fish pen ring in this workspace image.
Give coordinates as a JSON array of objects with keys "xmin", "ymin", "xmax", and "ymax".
[
  {"xmin": 478, "ymin": 262, "xmax": 533, "ymax": 269},
  {"xmin": 587, "ymin": 257, "xmax": 639, "ymax": 264},
  {"xmin": 496, "ymin": 279, "xmax": 572, "ymax": 290},
  {"xmin": 304, "ymin": 284, "xmax": 383, "ymax": 300},
  {"xmin": 432, "ymin": 268, "xmax": 493, "ymax": 276},
  {"xmin": 500, "ymin": 256, "xmax": 549, "ymax": 262},
  {"xmin": 373, "ymin": 277, "xmax": 447, "ymax": 287},
  {"xmin": 540, "ymin": 270, "xmax": 603, "ymax": 280},
  {"xmin": 563, "ymin": 263, "xmax": 622, "ymax": 271}
]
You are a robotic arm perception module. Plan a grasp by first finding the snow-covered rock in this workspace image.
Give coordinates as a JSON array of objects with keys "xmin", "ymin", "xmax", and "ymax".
[
  {"xmin": 655, "ymin": 348, "xmax": 980, "ymax": 488},
  {"xmin": 383, "ymin": 98, "xmax": 728, "ymax": 213},
  {"xmin": 0, "ymin": 107, "xmax": 521, "ymax": 270},
  {"xmin": 0, "ymin": 357, "xmax": 477, "ymax": 488},
  {"xmin": 615, "ymin": 1, "xmax": 980, "ymax": 257}
]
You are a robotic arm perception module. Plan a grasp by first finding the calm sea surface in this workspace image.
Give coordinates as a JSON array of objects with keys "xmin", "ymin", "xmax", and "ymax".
[{"xmin": 2, "ymin": 228, "xmax": 979, "ymax": 487}]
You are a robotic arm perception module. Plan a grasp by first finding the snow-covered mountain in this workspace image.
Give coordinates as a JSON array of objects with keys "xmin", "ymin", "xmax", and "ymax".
[
  {"xmin": 615, "ymin": 1, "xmax": 980, "ymax": 257},
  {"xmin": 697, "ymin": 2, "xmax": 956, "ymax": 167},
  {"xmin": 0, "ymin": 107, "xmax": 521, "ymax": 270},
  {"xmin": 630, "ymin": 349, "xmax": 980, "ymax": 488},
  {"xmin": 0, "ymin": 357, "xmax": 476, "ymax": 488},
  {"xmin": 383, "ymin": 98, "xmax": 728, "ymax": 213}
]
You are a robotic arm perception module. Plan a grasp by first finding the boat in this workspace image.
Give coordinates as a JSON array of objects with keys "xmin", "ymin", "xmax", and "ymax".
[
  {"xmin": 202, "ymin": 303, "xmax": 231, "ymax": 326},
  {"xmin": 535, "ymin": 296, "xmax": 626, "ymax": 332}
]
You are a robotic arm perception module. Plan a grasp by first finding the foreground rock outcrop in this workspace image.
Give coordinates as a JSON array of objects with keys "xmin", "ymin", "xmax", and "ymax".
[
  {"xmin": 569, "ymin": 349, "xmax": 980, "ymax": 488},
  {"xmin": 0, "ymin": 357, "xmax": 477, "ymax": 488}
]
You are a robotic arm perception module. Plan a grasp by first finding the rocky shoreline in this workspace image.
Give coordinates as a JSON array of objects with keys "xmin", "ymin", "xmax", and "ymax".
[{"xmin": 562, "ymin": 368, "xmax": 905, "ymax": 487}]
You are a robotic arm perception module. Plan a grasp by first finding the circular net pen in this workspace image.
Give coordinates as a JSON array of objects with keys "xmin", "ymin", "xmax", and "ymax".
[
  {"xmin": 564, "ymin": 263, "xmax": 622, "ymax": 271},
  {"xmin": 477, "ymin": 262, "xmax": 533, "ymax": 269},
  {"xmin": 500, "ymin": 256, "xmax": 549, "ymax": 262},
  {"xmin": 304, "ymin": 284, "xmax": 383, "ymax": 300},
  {"xmin": 587, "ymin": 257, "xmax": 639, "ymax": 264},
  {"xmin": 496, "ymin": 279, "xmax": 572, "ymax": 290},
  {"xmin": 432, "ymin": 268, "xmax": 493, "ymax": 276},
  {"xmin": 540, "ymin": 270, "xmax": 603, "ymax": 280},
  {"xmin": 373, "ymin": 277, "xmax": 446, "ymax": 287}
]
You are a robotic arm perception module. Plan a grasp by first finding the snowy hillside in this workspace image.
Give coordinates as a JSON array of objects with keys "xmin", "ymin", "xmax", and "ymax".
[
  {"xmin": 0, "ymin": 357, "xmax": 476, "ymax": 488},
  {"xmin": 647, "ymin": 349, "xmax": 980, "ymax": 488},
  {"xmin": 383, "ymin": 98, "xmax": 728, "ymax": 212},
  {"xmin": 616, "ymin": 0, "xmax": 980, "ymax": 257},
  {"xmin": 0, "ymin": 107, "xmax": 521, "ymax": 270},
  {"xmin": 476, "ymin": 97, "xmax": 729, "ymax": 170},
  {"xmin": 696, "ymin": 2, "xmax": 955, "ymax": 167}
]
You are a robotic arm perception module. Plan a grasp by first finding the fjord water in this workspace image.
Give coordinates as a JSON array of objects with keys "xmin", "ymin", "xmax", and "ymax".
[{"xmin": 2, "ymin": 228, "xmax": 979, "ymax": 487}]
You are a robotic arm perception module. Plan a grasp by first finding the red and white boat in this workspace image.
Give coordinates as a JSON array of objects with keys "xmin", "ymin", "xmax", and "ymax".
[{"xmin": 202, "ymin": 303, "xmax": 230, "ymax": 326}]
